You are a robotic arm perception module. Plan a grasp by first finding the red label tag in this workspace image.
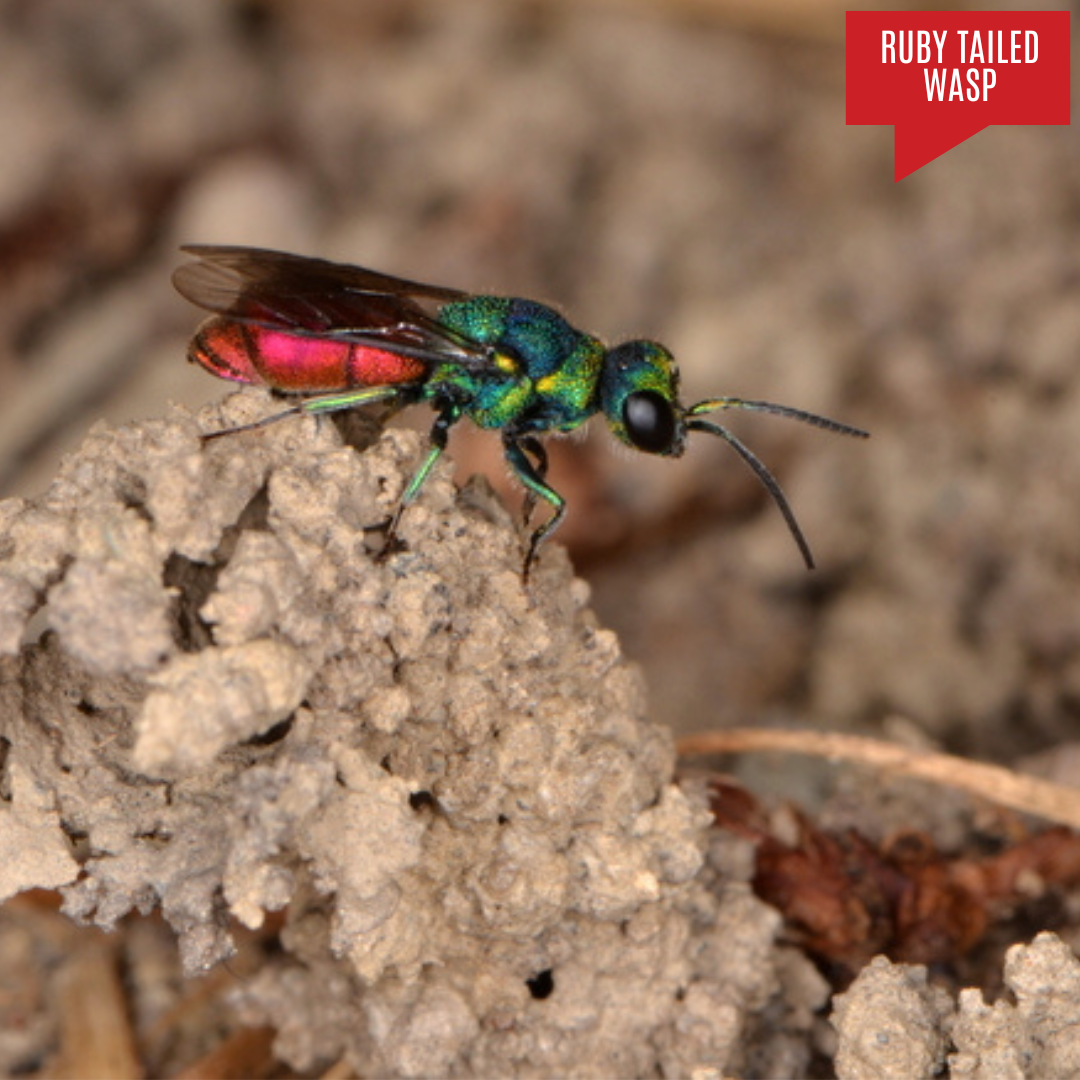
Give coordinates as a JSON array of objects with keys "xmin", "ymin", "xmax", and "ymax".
[{"xmin": 846, "ymin": 11, "xmax": 1071, "ymax": 181}]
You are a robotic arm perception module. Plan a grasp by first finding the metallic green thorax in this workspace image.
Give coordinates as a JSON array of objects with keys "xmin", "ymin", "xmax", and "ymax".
[
  {"xmin": 393, "ymin": 295, "xmax": 687, "ymax": 573},
  {"xmin": 431, "ymin": 297, "xmax": 607, "ymax": 434}
]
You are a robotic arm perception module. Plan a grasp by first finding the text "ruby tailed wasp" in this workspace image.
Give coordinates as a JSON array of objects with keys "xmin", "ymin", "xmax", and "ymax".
[{"xmin": 174, "ymin": 246, "xmax": 868, "ymax": 576}]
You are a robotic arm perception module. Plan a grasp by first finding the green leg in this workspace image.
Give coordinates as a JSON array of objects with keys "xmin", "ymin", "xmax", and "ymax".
[
  {"xmin": 203, "ymin": 385, "xmax": 409, "ymax": 441},
  {"xmin": 384, "ymin": 401, "xmax": 463, "ymax": 549},
  {"xmin": 518, "ymin": 435, "xmax": 549, "ymax": 526},
  {"xmin": 503, "ymin": 435, "xmax": 565, "ymax": 580}
]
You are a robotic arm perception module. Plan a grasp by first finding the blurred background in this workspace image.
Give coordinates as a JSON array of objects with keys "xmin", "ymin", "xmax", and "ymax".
[{"xmin": 2, "ymin": 0, "xmax": 1079, "ymax": 769}]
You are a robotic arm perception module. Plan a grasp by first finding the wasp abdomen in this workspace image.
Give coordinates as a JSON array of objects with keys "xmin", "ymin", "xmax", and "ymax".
[{"xmin": 190, "ymin": 317, "xmax": 426, "ymax": 392}]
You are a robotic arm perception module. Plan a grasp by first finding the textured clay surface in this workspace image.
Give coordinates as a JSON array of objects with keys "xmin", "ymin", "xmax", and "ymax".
[
  {"xmin": 0, "ymin": 394, "xmax": 827, "ymax": 1077},
  {"xmin": 831, "ymin": 933, "xmax": 1080, "ymax": 1080}
]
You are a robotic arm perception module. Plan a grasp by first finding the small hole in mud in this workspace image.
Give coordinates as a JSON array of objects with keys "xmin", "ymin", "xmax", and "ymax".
[
  {"xmin": 163, "ymin": 553, "xmax": 219, "ymax": 652},
  {"xmin": 260, "ymin": 934, "xmax": 287, "ymax": 960},
  {"xmin": 63, "ymin": 826, "xmax": 90, "ymax": 859},
  {"xmin": 526, "ymin": 970, "xmax": 555, "ymax": 1000},
  {"xmin": 234, "ymin": 484, "xmax": 271, "ymax": 534},
  {"xmin": 497, "ymin": 814, "xmax": 509, "ymax": 825},
  {"xmin": 245, "ymin": 716, "xmax": 294, "ymax": 746},
  {"xmin": 117, "ymin": 472, "xmax": 151, "ymax": 519},
  {"xmin": 409, "ymin": 790, "xmax": 436, "ymax": 811},
  {"xmin": 135, "ymin": 829, "xmax": 172, "ymax": 847}
]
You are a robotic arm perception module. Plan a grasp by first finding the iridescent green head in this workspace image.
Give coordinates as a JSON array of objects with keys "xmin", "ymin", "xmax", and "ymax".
[
  {"xmin": 600, "ymin": 339, "xmax": 870, "ymax": 568},
  {"xmin": 600, "ymin": 340, "xmax": 686, "ymax": 456}
]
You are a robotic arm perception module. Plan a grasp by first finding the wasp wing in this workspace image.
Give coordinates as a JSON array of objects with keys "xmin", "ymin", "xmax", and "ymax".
[{"xmin": 173, "ymin": 245, "xmax": 486, "ymax": 367}]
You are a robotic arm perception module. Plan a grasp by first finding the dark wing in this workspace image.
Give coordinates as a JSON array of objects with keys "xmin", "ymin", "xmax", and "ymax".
[{"xmin": 173, "ymin": 245, "xmax": 486, "ymax": 366}]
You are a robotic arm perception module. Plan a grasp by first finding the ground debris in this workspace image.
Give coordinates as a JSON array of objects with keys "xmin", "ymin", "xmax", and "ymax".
[{"xmin": 709, "ymin": 776, "xmax": 1080, "ymax": 978}]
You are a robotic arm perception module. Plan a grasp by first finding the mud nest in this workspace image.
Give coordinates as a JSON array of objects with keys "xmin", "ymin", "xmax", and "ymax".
[{"xmin": 0, "ymin": 392, "xmax": 825, "ymax": 1077}]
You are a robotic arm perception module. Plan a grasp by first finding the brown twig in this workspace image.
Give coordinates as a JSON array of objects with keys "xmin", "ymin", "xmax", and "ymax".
[
  {"xmin": 172, "ymin": 1026, "xmax": 277, "ymax": 1080},
  {"xmin": 51, "ymin": 936, "xmax": 142, "ymax": 1080},
  {"xmin": 678, "ymin": 725, "xmax": 1080, "ymax": 831}
]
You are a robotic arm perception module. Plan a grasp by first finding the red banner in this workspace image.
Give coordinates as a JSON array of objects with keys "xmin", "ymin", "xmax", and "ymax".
[{"xmin": 847, "ymin": 11, "xmax": 1071, "ymax": 181}]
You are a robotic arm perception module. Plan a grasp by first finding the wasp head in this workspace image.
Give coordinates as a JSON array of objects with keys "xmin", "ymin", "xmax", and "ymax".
[
  {"xmin": 600, "ymin": 341, "xmax": 686, "ymax": 456},
  {"xmin": 600, "ymin": 339, "xmax": 870, "ymax": 569}
]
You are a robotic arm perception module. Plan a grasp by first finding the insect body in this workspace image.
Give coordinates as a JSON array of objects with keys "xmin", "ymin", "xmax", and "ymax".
[{"xmin": 174, "ymin": 246, "xmax": 868, "ymax": 574}]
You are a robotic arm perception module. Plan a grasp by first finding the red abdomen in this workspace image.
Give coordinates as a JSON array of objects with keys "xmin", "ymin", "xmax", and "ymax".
[{"xmin": 190, "ymin": 317, "xmax": 427, "ymax": 392}]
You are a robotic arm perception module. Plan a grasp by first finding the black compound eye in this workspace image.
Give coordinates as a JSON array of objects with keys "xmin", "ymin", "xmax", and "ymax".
[{"xmin": 623, "ymin": 390, "xmax": 678, "ymax": 453}]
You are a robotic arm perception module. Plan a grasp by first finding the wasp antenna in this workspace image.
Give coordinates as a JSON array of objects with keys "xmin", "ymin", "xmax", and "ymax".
[
  {"xmin": 687, "ymin": 418, "xmax": 815, "ymax": 569},
  {"xmin": 687, "ymin": 398, "xmax": 869, "ymax": 440}
]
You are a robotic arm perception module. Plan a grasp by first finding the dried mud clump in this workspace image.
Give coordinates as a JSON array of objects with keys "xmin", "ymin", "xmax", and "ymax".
[
  {"xmin": 831, "ymin": 933, "xmax": 1080, "ymax": 1080},
  {"xmin": 0, "ymin": 392, "xmax": 821, "ymax": 1078}
]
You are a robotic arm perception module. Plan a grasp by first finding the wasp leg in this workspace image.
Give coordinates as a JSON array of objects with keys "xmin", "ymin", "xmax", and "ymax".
[
  {"xmin": 503, "ymin": 435, "xmax": 565, "ymax": 581},
  {"xmin": 518, "ymin": 435, "xmax": 549, "ymax": 526},
  {"xmin": 202, "ymin": 385, "xmax": 409, "ymax": 441},
  {"xmin": 381, "ymin": 401, "xmax": 463, "ymax": 558}
]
